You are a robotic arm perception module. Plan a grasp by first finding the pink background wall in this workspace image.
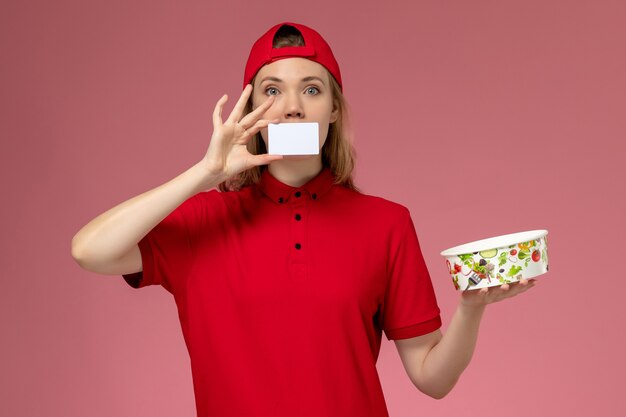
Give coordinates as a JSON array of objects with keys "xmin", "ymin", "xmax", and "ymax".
[{"xmin": 2, "ymin": 0, "xmax": 625, "ymax": 416}]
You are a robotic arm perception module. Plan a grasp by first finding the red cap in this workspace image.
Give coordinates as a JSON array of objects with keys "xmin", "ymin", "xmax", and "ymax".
[{"xmin": 243, "ymin": 22, "xmax": 343, "ymax": 92}]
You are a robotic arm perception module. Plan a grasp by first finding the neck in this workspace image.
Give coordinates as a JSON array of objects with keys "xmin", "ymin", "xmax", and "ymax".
[{"xmin": 268, "ymin": 155, "xmax": 324, "ymax": 187}]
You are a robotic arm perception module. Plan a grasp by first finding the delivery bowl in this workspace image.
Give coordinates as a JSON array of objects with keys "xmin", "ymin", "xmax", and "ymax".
[{"xmin": 440, "ymin": 230, "xmax": 549, "ymax": 291}]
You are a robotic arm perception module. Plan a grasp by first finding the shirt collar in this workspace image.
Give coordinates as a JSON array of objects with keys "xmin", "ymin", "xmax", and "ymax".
[{"xmin": 257, "ymin": 166, "xmax": 336, "ymax": 204}]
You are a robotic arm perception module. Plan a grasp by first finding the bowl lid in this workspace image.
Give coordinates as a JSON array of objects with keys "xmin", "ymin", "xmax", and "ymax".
[{"xmin": 440, "ymin": 229, "xmax": 548, "ymax": 257}]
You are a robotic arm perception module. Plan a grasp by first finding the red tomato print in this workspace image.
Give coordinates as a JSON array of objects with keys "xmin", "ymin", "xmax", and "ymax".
[{"xmin": 532, "ymin": 250, "xmax": 541, "ymax": 262}]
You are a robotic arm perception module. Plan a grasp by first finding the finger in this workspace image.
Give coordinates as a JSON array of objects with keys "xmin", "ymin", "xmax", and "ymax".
[
  {"xmin": 233, "ymin": 121, "xmax": 266, "ymax": 145},
  {"xmin": 239, "ymin": 95, "xmax": 277, "ymax": 128},
  {"xmin": 226, "ymin": 84, "xmax": 253, "ymax": 124},
  {"xmin": 509, "ymin": 282, "xmax": 533, "ymax": 296},
  {"xmin": 213, "ymin": 94, "xmax": 228, "ymax": 127},
  {"xmin": 253, "ymin": 153, "xmax": 284, "ymax": 166},
  {"xmin": 243, "ymin": 117, "xmax": 280, "ymax": 137}
]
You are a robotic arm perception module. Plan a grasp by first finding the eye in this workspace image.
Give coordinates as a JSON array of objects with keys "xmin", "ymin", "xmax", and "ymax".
[
  {"xmin": 265, "ymin": 87, "xmax": 279, "ymax": 96},
  {"xmin": 306, "ymin": 86, "xmax": 320, "ymax": 95}
]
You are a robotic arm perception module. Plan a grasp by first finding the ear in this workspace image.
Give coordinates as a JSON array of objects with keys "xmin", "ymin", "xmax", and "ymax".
[{"xmin": 330, "ymin": 100, "xmax": 339, "ymax": 123}]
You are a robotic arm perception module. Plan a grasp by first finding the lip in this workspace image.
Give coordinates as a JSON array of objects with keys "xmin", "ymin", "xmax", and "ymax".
[{"xmin": 440, "ymin": 230, "xmax": 549, "ymax": 257}]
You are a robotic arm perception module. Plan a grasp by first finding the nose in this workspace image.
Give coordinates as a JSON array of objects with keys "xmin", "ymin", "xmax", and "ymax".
[{"xmin": 283, "ymin": 92, "xmax": 304, "ymax": 119}]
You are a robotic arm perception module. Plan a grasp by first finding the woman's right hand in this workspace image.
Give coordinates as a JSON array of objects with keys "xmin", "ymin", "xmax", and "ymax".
[{"xmin": 200, "ymin": 83, "xmax": 283, "ymax": 184}]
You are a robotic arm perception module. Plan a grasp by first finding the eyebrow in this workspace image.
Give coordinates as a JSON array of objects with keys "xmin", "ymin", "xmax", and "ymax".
[{"xmin": 259, "ymin": 76, "xmax": 326, "ymax": 86}]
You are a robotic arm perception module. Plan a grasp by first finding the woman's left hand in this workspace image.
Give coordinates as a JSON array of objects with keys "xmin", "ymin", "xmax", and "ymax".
[{"xmin": 460, "ymin": 278, "xmax": 538, "ymax": 307}]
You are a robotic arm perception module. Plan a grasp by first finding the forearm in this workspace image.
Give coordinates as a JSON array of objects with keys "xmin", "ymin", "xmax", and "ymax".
[
  {"xmin": 71, "ymin": 161, "xmax": 221, "ymax": 263},
  {"xmin": 419, "ymin": 303, "xmax": 486, "ymax": 399}
]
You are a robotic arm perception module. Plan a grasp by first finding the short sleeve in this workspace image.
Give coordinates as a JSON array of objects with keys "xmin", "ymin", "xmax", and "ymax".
[
  {"xmin": 122, "ymin": 192, "xmax": 206, "ymax": 292},
  {"xmin": 381, "ymin": 208, "xmax": 442, "ymax": 340}
]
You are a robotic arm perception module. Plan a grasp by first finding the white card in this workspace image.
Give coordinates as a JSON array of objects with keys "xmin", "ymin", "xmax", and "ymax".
[{"xmin": 268, "ymin": 122, "xmax": 319, "ymax": 155}]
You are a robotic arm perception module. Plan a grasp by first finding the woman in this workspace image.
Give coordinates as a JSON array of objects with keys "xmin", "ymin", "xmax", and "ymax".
[{"xmin": 71, "ymin": 21, "xmax": 537, "ymax": 417}]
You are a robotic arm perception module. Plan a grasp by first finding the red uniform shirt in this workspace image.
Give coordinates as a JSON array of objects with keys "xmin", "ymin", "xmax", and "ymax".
[{"xmin": 122, "ymin": 166, "xmax": 442, "ymax": 417}]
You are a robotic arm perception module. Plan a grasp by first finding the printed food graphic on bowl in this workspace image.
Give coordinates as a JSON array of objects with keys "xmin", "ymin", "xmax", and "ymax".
[{"xmin": 443, "ymin": 233, "xmax": 549, "ymax": 291}]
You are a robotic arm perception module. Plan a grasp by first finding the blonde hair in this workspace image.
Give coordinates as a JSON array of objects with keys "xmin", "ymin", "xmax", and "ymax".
[{"xmin": 217, "ymin": 27, "xmax": 360, "ymax": 193}]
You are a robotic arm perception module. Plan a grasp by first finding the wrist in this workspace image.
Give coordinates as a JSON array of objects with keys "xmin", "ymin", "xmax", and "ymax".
[
  {"xmin": 458, "ymin": 300, "xmax": 487, "ymax": 315},
  {"xmin": 191, "ymin": 160, "xmax": 227, "ymax": 192}
]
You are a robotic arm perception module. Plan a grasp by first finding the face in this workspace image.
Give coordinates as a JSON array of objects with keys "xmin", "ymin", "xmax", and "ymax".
[{"xmin": 251, "ymin": 57, "xmax": 339, "ymax": 159}]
